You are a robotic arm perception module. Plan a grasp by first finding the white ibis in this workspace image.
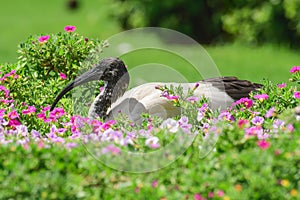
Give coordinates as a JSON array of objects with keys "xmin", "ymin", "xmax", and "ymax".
[{"xmin": 50, "ymin": 57, "xmax": 261, "ymax": 122}]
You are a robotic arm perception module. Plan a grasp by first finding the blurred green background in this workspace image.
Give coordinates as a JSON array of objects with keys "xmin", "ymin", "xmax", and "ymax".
[{"xmin": 1, "ymin": 0, "xmax": 299, "ymax": 83}]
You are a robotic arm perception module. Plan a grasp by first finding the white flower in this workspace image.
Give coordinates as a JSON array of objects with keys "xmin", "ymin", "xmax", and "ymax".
[{"xmin": 160, "ymin": 118, "xmax": 179, "ymax": 133}]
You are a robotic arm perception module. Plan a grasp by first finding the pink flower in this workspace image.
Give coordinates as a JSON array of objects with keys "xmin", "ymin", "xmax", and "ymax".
[
  {"xmin": 22, "ymin": 106, "xmax": 36, "ymax": 115},
  {"xmin": 8, "ymin": 110, "xmax": 19, "ymax": 119},
  {"xmin": 167, "ymin": 95, "xmax": 179, "ymax": 101},
  {"xmin": 218, "ymin": 111, "xmax": 234, "ymax": 121},
  {"xmin": 245, "ymin": 126, "xmax": 263, "ymax": 136},
  {"xmin": 59, "ymin": 73, "xmax": 67, "ymax": 80},
  {"xmin": 257, "ymin": 140, "xmax": 270, "ymax": 150},
  {"xmin": 208, "ymin": 192, "xmax": 214, "ymax": 198},
  {"xmin": 187, "ymin": 96, "xmax": 199, "ymax": 103},
  {"xmin": 64, "ymin": 25, "xmax": 76, "ymax": 32},
  {"xmin": 41, "ymin": 105, "xmax": 51, "ymax": 113},
  {"xmin": 217, "ymin": 190, "xmax": 224, "ymax": 197},
  {"xmin": 235, "ymin": 98, "xmax": 253, "ymax": 109},
  {"xmin": 36, "ymin": 112, "xmax": 47, "ymax": 121},
  {"xmin": 0, "ymin": 85, "xmax": 10, "ymax": 98},
  {"xmin": 134, "ymin": 186, "xmax": 140, "ymax": 193},
  {"xmin": 145, "ymin": 136, "xmax": 160, "ymax": 149},
  {"xmin": 254, "ymin": 94, "xmax": 268, "ymax": 102},
  {"xmin": 38, "ymin": 35, "xmax": 50, "ymax": 43},
  {"xmin": 287, "ymin": 124, "xmax": 294, "ymax": 132},
  {"xmin": 290, "ymin": 66, "xmax": 300, "ymax": 73},
  {"xmin": 277, "ymin": 83, "xmax": 286, "ymax": 89},
  {"xmin": 194, "ymin": 193, "xmax": 205, "ymax": 200},
  {"xmin": 265, "ymin": 107, "xmax": 276, "ymax": 118},
  {"xmin": 151, "ymin": 180, "xmax": 158, "ymax": 188},
  {"xmin": 294, "ymin": 91, "xmax": 300, "ymax": 99},
  {"xmin": 8, "ymin": 119, "xmax": 21, "ymax": 127},
  {"xmin": 101, "ymin": 144, "xmax": 121, "ymax": 155},
  {"xmin": 238, "ymin": 119, "xmax": 249, "ymax": 129},
  {"xmin": 49, "ymin": 107, "xmax": 65, "ymax": 119}
]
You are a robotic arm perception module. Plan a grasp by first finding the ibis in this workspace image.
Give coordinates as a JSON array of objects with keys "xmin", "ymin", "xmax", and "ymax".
[{"xmin": 50, "ymin": 57, "xmax": 261, "ymax": 122}]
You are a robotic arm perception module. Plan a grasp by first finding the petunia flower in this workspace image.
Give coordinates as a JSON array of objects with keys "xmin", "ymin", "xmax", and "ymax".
[
  {"xmin": 59, "ymin": 73, "xmax": 67, "ymax": 80},
  {"xmin": 290, "ymin": 66, "xmax": 300, "ymax": 73},
  {"xmin": 234, "ymin": 98, "xmax": 253, "ymax": 109},
  {"xmin": 101, "ymin": 144, "xmax": 121, "ymax": 155},
  {"xmin": 265, "ymin": 107, "xmax": 276, "ymax": 118},
  {"xmin": 238, "ymin": 119, "xmax": 249, "ymax": 129},
  {"xmin": 217, "ymin": 190, "xmax": 224, "ymax": 197},
  {"xmin": 218, "ymin": 111, "xmax": 234, "ymax": 121},
  {"xmin": 251, "ymin": 116, "xmax": 264, "ymax": 126},
  {"xmin": 38, "ymin": 35, "xmax": 50, "ymax": 43},
  {"xmin": 254, "ymin": 94, "xmax": 268, "ymax": 102},
  {"xmin": 151, "ymin": 180, "xmax": 158, "ymax": 188},
  {"xmin": 294, "ymin": 91, "xmax": 300, "ymax": 99},
  {"xmin": 245, "ymin": 126, "xmax": 263, "ymax": 136},
  {"xmin": 145, "ymin": 136, "xmax": 160, "ymax": 149},
  {"xmin": 64, "ymin": 25, "xmax": 76, "ymax": 32},
  {"xmin": 8, "ymin": 110, "xmax": 19, "ymax": 119},
  {"xmin": 160, "ymin": 118, "xmax": 179, "ymax": 133},
  {"xmin": 187, "ymin": 96, "xmax": 199, "ymax": 103},
  {"xmin": 277, "ymin": 83, "xmax": 286, "ymax": 89},
  {"xmin": 257, "ymin": 140, "xmax": 270, "ymax": 150},
  {"xmin": 22, "ymin": 105, "xmax": 36, "ymax": 115}
]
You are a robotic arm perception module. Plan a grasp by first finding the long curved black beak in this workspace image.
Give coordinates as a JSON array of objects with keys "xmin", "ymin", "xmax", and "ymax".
[{"xmin": 50, "ymin": 67, "xmax": 104, "ymax": 111}]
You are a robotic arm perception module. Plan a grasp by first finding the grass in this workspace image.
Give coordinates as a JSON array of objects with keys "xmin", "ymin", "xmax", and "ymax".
[{"xmin": 1, "ymin": 1, "xmax": 299, "ymax": 84}]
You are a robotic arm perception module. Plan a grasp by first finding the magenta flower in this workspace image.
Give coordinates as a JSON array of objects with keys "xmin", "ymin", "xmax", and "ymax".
[
  {"xmin": 254, "ymin": 94, "xmax": 268, "ymax": 102},
  {"xmin": 41, "ymin": 105, "xmax": 51, "ymax": 112},
  {"xmin": 38, "ymin": 35, "xmax": 50, "ymax": 43},
  {"xmin": 257, "ymin": 140, "xmax": 270, "ymax": 150},
  {"xmin": 290, "ymin": 66, "xmax": 300, "ymax": 73},
  {"xmin": 167, "ymin": 95, "xmax": 179, "ymax": 101},
  {"xmin": 0, "ymin": 85, "xmax": 10, "ymax": 98},
  {"xmin": 187, "ymin": 96, "xmax": 199, "ymax": 103},
  {"xmin": 151, "ymin": 180, "xmax": 158, "ymax": 188},
  {"xmin": 294, "ymin": 91, "xmax": 300, "ymax": 99},
  {"xmin": 287, "ymin": 124, "xmax": 294, "ymax": 132},
  {"xmin": 8, "ymin": 119, "xmax": 21, "ymax": 127},
  {"xmin": 8, "ymin": 110, "xmax": 19, "ymax": 119},
  {"xmin": 22, "ymin": 105, "xmax": 36, "ymax": 115},
  {"xmin": 235, "ymin": 98, "xmax": 253, "ymax": 109},
  {"xmin": 245, "ymin": 126, "xmax": 263, "ymax": 136},
  {"xmin": 208, "ymin": 192, "xmax": 214, "ymax": 198},
  {"xmin": 194, "ymin": 193, "xmax": 205, "ymax": 200},
  {"xmin": 238, "ymin": 119, "xmax": 249, "ymax": 129},
  {"xmin": 49, "ymin": 107, "xmax": 65, "ymax": 119},
  {"xmin": 217, "ymin": 190, "xmax": 224, "ymax": 197},
  {"xmin": 64, "ymin": 25, "xmax": 76, "ymax": 32},
  {"xmin": 59, "ymin": 73, "xmax": 67, "ymax": 80},
  {"xmin": 277, "ymin": 83, "xmax": 286, "ymax": 89}
]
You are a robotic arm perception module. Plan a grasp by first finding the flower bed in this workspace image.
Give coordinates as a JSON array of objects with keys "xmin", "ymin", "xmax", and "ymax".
[{"xmin": 0, "ymin": 26, "xmax": 299, "ymax": 199}]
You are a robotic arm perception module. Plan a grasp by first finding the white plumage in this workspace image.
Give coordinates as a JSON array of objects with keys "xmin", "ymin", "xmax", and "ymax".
[{"xmin": 51, "ymin": 57, "xmax": 261, "ymax": 123}]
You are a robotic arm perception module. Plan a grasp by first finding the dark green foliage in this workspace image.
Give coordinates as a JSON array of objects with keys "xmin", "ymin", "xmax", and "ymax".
[{"xmin": 114, "ymin": 0, "xmax": 300, "ymax": 46}]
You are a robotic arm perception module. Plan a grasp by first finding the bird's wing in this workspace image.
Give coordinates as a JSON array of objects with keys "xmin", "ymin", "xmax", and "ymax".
[{"xmin": 201, "ymin": 76, "xmax": 262, "ymax": 101}]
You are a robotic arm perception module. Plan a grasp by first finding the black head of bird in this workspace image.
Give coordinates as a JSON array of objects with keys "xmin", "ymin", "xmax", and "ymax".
[{"xmin": 50, "ymin": 57, "xmax": 129, "ymax": 119}]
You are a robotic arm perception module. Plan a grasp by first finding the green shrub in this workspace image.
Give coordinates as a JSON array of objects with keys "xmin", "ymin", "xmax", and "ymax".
[{"xmin": 113, "ymin": 0, "xmax": 300, "ymax": 46}]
